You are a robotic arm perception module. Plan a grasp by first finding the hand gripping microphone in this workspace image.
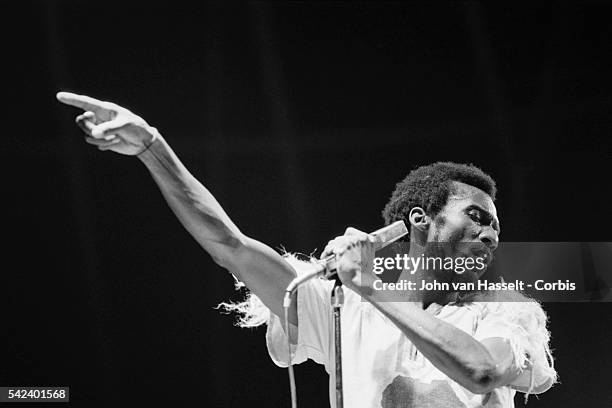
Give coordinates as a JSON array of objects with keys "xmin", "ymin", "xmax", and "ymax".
[{"xmin": 284, "ymin": 220, "xmax": 408, "ymax": 298}]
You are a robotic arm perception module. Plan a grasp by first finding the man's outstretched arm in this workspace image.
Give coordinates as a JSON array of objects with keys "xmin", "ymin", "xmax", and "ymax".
[{"xmin": 56, "ymin": 92, "xmax": 298, "ymax": 323}]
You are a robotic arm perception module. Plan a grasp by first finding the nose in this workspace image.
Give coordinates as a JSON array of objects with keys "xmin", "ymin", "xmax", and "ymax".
[{"xmin": 480, "ymin": 227, "xmax": 498, "ymax": 252}]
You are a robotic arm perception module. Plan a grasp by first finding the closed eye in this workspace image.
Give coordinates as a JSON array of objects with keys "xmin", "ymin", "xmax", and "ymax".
[
  {"xmin": 467, "ymin": 208, "xmax": 483, "ymax": 223},
  {"xmin": 465, "ymin": 205, "xmax": 500, "ymax": 235}
]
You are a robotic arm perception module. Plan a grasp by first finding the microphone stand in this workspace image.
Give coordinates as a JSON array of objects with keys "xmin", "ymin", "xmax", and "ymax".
[{"xmin": 331, "ymin": 280, "xmax": 344, "ymax": 408}]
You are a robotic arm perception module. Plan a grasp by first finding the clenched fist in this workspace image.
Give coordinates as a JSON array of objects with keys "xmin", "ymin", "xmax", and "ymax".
[
  {"xmin": 321, "ymin": 227, "xmax": 377, "ymax": 293},
  {"xmin": 56, "ymin": 91, "xmax": 159, "ymax": 156}
]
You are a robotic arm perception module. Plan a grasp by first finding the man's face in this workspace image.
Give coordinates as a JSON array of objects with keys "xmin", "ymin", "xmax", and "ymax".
[{"xmin": 426, "ymin": 181, "xmax": 500, "ymax": 282}]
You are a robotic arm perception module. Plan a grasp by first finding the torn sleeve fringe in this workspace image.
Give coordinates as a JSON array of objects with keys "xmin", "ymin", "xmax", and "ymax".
[
  {"xmin": 216, "ymin": 253, "xmax": 316, "ymax": 328},
  {"xmin": 480, "ymin": 301, "xmax": 558, "ymax": 403}
]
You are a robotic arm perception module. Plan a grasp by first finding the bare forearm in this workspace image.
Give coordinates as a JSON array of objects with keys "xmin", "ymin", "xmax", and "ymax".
[
  {"xmin": 137, "ymin": 135, "xmax": 246, "ymax": 263},
  {"xmin": 365, "ymin": 296, "xmax": 499, "ymax": 393},
  {"xmin": 137, "ymin": 135, "xmax": 297, "ymax": 320},
  {"xmin": 322, "ymin": 224, "xmax": 513, "ymax": 392}
]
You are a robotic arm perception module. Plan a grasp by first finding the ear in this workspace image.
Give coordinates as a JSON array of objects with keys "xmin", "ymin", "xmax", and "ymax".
[{"xmin": 408, "ymin": 207, "xmax": 430, "ymax": 232}]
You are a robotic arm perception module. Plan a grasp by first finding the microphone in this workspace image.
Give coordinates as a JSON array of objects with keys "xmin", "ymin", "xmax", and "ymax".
[{"xmin": 284, "ymin": 221, "xmax": 408, "ymax": 296}]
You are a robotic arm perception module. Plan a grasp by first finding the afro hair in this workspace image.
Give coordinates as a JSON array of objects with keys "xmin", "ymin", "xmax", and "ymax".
[{"xmin": 382, "ymin": 162, "xmax": 496, "ymax": 238}]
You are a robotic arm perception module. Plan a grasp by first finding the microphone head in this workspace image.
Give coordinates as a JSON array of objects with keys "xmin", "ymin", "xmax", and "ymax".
[{"xmin": 371, "ymin": 220, "xmax": 408, "ymax": 251}]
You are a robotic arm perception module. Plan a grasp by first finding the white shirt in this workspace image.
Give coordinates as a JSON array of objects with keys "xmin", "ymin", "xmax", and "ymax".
[{"xmin": 266, "ymin": 268, "xmax": 556, "ymax": 408}]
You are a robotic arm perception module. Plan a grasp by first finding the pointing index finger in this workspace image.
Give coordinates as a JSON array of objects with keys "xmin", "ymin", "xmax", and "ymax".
[{"xmin": 56, "ymin": 91, "xmax": 107, "ymax": 112}]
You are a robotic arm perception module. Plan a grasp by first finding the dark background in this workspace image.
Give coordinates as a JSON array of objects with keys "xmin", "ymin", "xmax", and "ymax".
[{"xmin": 3, "ymin": 1, "xmax": 612, "ymax": 407}]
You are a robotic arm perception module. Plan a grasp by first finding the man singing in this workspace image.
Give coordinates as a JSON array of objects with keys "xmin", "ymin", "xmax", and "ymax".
[{"xmin": 57, "ymin": 92, "xmax": 557, "ymax": 407}]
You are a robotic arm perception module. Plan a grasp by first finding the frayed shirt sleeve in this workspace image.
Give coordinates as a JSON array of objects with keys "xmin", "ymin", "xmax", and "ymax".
[
  {"xmin": 474, "ymin": 302, "xmax": 558, "ymax": 398},
  {"xmin": 266, "ymin": 257, "xmax": 335, "ymax": 371}
]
